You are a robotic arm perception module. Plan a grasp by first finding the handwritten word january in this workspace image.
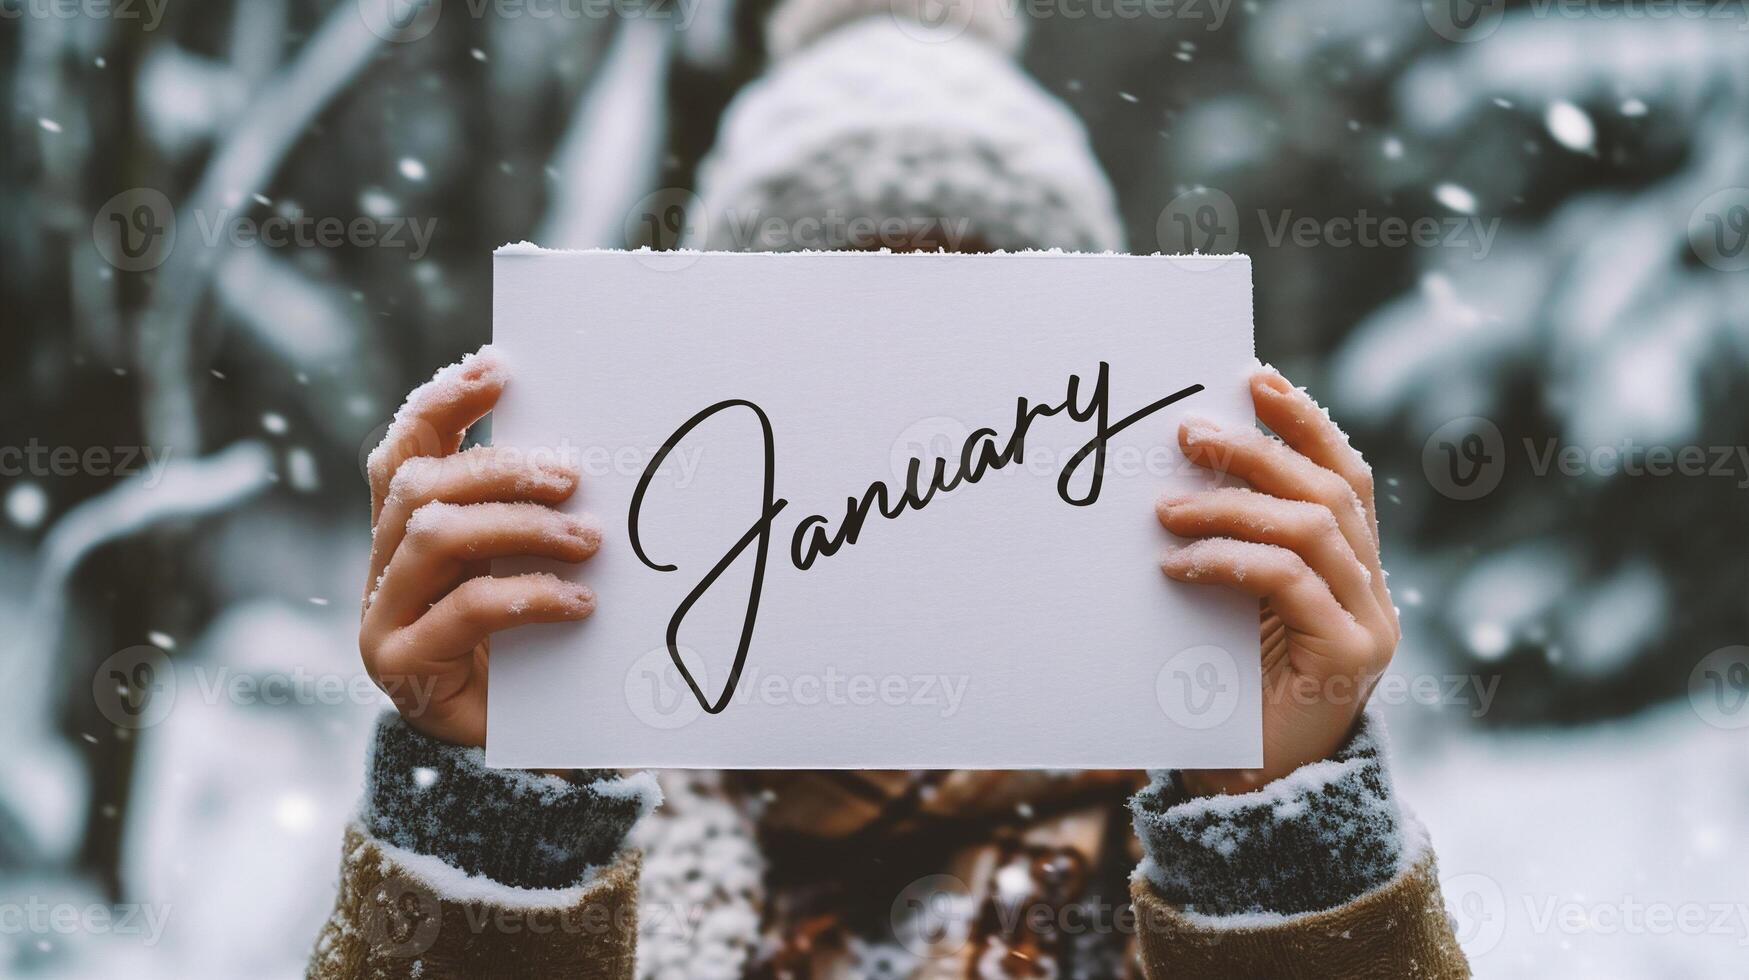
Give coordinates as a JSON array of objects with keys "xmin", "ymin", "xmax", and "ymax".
[{"xmin": 628, "ymin": 362, "xmax": 1204, "ymax": 714}]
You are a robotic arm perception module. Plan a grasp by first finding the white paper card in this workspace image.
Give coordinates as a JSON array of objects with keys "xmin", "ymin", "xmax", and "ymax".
[{"xmin": 487, "ymin": 248, "xmax": 1260, "ymax": 769}]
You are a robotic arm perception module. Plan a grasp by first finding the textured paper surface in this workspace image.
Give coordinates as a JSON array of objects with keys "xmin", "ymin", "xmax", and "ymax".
[{"xmin": 487, "ymin": 249, "xmax": 1260, "ymax": 769}]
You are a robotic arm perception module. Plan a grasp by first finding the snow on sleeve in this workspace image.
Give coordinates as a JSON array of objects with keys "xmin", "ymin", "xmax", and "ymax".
[
  {"xmin": 361, "ymin": 711, "xmax": 659, "ymax": 891},
  {"xmin": 1130, "ymin": 708, "xmax": 1414, "ymax": 919}
]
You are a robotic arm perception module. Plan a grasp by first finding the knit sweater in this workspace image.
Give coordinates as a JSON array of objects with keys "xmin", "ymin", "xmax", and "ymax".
[{"xmin": 306, "ymin": 710, "xmax": 1469, "ymax": 978}]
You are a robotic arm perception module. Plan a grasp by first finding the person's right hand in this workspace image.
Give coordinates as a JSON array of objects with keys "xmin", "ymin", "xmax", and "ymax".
[{"xmin": 359, "ymin": 345, "xmax": 600, "ymax": 747}]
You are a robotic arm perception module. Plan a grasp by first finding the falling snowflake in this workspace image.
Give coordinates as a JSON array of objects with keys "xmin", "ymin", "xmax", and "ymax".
[
  {"xmin": 1544, "ymin": 100, "xmax": 1595, "ymax": 153},
  {"xmin": 5, "ymin": 482, "xmax": 48, "ymax": 529},
  {"xmin": 1433, "ymin": 183, "xmax": 1478, "ymax": 215}
]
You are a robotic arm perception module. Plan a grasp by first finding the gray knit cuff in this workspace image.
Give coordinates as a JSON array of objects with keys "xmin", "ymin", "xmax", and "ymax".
[
  {"xmin": 1129, "ymin": 710, "xmax": 1405, "ymax": 918},
  {"xmin": 362, "ymin": 712, "xmax": 660, "ymax": 890}
]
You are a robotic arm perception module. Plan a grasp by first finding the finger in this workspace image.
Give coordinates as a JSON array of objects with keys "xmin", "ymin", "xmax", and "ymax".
[
  {"xmin": 1245, "ymin": 370, "xmax": 1398, "ymax": 632},
  {"xmin": 378, "ymin": 572, "xmax": 596, "ymax": 678},
  {"xmin": 372, "ymin": 573, "xmax": 596, "ymax": 746},
  {"xmin": 1178, "ymin": 419, "xmax": 1378, "ymax": 604},
  {"xmin": 368, "ymin": 446, "xmax": 581, "ymax": 603},
  {"xmin": 1162, "ymin": 538, "xmax": 1377, "ymax": 675},
  {"xmin": 367, "ymin": 346, "xmax": 509, "ymax": 525},
  {"xmin": 1249, "ymin": 368, "xmax": 1379, "ymax": 552},
  {"xmin": 367, "ymin": 502, "xmax": 601, "ymax": 631},
  {"xmin": 1157, "ymin": 487, "xmax": 1387, "ymax": 632}
]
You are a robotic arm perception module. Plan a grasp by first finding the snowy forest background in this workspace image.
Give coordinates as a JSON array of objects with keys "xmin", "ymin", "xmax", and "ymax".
[{"xmin": 3, "ymin": 0, "xmax": 1747, "ymax": 975}]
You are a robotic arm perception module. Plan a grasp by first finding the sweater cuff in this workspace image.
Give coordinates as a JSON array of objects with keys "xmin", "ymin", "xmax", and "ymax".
[
  {"xmin": 1129, "ymin": 709, "xmax": 1406, "ymax": 918},
  {"xmin": 361, "ymin": 711, "xmax": 660, "ymax": 890}
]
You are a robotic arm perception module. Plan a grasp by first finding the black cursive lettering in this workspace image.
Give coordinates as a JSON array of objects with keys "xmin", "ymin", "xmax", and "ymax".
[{"xmin": 628, "ymin": 365, "xmax": 1205, "ymax": 713}]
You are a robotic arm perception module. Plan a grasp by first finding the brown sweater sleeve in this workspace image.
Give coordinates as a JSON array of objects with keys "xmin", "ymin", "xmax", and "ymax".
[
  {"xmin": 1131, "ymin": 853, "xmax": 1470, "ymax": 979},
  {"xmin": 307, "ymin": 713, "xmax": 657, "ymax": 979},
  {"xmin": 307, "ymin": 825, "xmax": 641, "ymax": 980},
  {"xmin": 1127, "ymin": 710, "xmax": 1470, "ymax": 979}
]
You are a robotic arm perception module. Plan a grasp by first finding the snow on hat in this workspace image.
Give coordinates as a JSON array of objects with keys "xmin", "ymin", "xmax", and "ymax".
[{"xmin": 687, "ymin": 0, "xmax": 1126, "ymax": 253}]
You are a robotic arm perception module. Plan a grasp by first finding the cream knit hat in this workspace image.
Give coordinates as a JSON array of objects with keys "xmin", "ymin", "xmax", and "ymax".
[{"xmin": 688, "ymin": 0, "xmax": 1126, "ymax": 253}]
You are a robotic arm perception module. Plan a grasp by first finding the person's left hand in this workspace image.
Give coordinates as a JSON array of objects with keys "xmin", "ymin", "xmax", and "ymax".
[{"xmin": 1159, "ymin": 366, "xmax": 1400, "ymax": 797}]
